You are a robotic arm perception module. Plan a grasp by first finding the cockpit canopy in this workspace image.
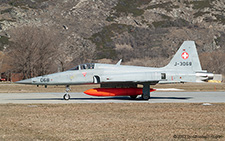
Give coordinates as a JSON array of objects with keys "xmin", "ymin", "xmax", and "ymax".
[{"xmin": 69, "ymin": 63, "xmax": 95, "ymax": 71}]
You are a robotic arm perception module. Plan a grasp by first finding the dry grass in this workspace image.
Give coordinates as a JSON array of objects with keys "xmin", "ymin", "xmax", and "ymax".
[
  {"xmin": 0, "ymin": 83, "xmax": 224, "ymax": 140},
  {"xmin": 0, "ymin": 83, "xmax": 100, "ymax": 93},
  {"xmin": 0, "ymin": 103, "xmax": 224, "ymax": 140},
  {"xmin": 154, "ymin": 83, "xmax": 225, "ymax": 91},
  {"xmin": 0, "ymin": 83, "xmax": 225, "ymax": 93}
]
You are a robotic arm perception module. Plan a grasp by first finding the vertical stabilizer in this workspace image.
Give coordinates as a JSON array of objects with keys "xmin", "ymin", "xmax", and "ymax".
[{"xmin": 165, "ymin": 41, "xmax": 202, "ymax": 72}]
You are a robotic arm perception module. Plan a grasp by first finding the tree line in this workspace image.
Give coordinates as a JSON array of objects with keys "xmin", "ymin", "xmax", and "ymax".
[{"xmin": 0, "ymin": 25, "xmax": 95, "ymax": 79}]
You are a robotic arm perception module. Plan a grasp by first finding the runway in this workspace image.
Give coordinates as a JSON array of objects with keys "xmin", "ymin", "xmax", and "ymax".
[{"xmin": 0, "ymin": 91, "xmax": 225, "ymax": 104}]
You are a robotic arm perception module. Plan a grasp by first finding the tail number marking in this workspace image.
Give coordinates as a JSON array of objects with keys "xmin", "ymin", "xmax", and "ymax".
[{"xmin": 175, "ymin": 62, "xmax": 192, "ymax": 66}]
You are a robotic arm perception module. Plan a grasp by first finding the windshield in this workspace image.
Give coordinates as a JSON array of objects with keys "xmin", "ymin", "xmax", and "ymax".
[{"xmin": 69, "ymin": 63, "xmax": 95, "ymax": 70}]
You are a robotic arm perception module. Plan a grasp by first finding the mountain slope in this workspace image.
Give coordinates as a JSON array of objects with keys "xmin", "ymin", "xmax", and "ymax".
[{"xmin": 0, "ymin": 0, "xmax": 224, "ymax": 75}]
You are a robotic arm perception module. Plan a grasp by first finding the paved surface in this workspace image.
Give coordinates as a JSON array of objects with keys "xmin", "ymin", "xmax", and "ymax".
[{"xmin": 0, "ymin": 91, "xmax": 225, "ymax": 104}]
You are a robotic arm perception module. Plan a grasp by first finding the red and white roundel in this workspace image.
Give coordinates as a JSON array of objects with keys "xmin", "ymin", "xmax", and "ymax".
[{"xmin": 181, "ymin": 52, "xmax": 189, "ymax": 60}]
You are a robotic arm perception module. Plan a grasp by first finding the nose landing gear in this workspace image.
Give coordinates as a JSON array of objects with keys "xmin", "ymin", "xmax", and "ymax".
[{"xmin": 63, "ymin": 85, "xmax": 71, "ymax": 100}]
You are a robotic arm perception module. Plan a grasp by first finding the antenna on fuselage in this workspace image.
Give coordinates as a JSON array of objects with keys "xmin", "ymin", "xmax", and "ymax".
[{"xmin": 116, "ymin": 59, "xmax": 122, "ymax": 66}]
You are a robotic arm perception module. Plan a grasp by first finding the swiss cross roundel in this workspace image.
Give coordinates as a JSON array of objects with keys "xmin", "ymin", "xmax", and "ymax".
[{"xmin": 181, "ymin": 52, "xmax": 189, "ymax": 60}]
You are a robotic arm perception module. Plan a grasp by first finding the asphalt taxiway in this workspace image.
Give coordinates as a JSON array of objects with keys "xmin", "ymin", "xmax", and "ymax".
[{"xmin": 0, "ymin": 91, "xmax": 225, "ymax": 104}]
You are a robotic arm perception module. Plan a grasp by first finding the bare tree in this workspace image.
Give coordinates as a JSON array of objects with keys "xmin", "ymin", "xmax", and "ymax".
[
  {"xmin": 0, "ymin": 52, "xmax": 3, "ymax": 72},
  {"xmin": 199, "ymin": 51, "xmax": 225, "ymax": 75},
  {"xmin": 57, "ymin": 33, "xmax": 96, "ymax": 71},
  {"xmin": 6, "ymin": 26, "xmax": 59, "ymax": 79}
]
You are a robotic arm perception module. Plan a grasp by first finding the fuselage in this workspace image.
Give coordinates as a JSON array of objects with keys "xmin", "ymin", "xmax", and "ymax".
[{"xmin": 17, "ymin": 63, "xmax": 211, "ymax": 86}]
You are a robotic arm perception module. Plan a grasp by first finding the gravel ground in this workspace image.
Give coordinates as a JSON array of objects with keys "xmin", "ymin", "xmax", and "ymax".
[
  {"xmin": 0, "ymin": 103, "xmax": 224, "ymax": 140},
  {"xmin": 0, "ymin": 83, "xmax": 224, "ymax": 140}
]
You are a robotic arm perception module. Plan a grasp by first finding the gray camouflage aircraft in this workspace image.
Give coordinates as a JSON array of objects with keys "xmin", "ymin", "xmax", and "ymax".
[{"xmin": 16, "ymin": 41, "xmax": 214, "ymax": 100}]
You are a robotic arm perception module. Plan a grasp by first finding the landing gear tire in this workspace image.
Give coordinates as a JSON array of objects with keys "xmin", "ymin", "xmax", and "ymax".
[
  {"xmin": 130, "ymin": 95, "xmax": 138, "ymax": 99},
  {"xmin": 63, "ymin": 94, "xmax": 70, "ymax": 100},
  {"xmin": 142, "ymin": 95, "xmax": 150, "ymax": 100},
  {"xmin": 63, "ymin": 85, "xmax": 71, "ymax": 100}
]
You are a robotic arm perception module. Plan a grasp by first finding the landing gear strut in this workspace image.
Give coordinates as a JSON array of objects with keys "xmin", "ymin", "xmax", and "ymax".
[
  {"xmin": 63, "ymin": 85, "xmax": 71, "ymax": 100},
  {"xmin": 142, "ymin": 83, "xmax": 150, "ymax": 100}
]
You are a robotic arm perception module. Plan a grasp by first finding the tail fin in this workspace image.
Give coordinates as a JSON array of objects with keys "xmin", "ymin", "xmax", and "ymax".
[{"xmin": 165, "ymin": 41, "xmax": 202, "ymax": 72}]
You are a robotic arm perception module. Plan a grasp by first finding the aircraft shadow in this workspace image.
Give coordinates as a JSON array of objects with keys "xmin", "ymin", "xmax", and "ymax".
[
  {"xmin": 71, "ymin": 97, "xmax": 134, "ymax": 101},
  {"xmin": 70, "ymin": 96, "xmax": 192, "ymax": 101},
  {"xmin": 150, "ymin": 97, "xmax": 192, "ymax": 100},
  {"xmin": 10, "ymin": 96, "xmax": 192, "ymax": 101}
]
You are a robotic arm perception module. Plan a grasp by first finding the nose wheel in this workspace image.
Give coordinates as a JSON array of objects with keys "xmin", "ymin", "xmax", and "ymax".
[
  {"xmin": 63, "ymin": 93, "xmax": 70, "ymax": 100},
  {"xmin": 63, "ymin": 85, "xmax": 71, "ymax": 100}
]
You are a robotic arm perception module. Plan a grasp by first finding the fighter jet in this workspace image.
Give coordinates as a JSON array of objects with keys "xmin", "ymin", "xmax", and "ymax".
[{"xmin": 16, "ymin": 41, "xmax": 214, "ymax": 100}]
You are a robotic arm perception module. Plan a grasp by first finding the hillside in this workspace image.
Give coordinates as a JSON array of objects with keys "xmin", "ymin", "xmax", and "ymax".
[{"xmin": 0, "ymin": 0, "xmax": 224, "ymax": 76}]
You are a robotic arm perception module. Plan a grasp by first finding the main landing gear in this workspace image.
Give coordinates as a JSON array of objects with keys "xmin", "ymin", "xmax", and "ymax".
[
  {"xmin": 130, "ymin": 83, "xmax": 151, "ymax": 100},
  {"xmin": 63, "ymin": 85, "xmax": 71, "ymax": 100},
  {"xmin": 130, "ymin": 94, "xmax": 149, "ymax": 100},
  {"xmin": 130, "ymin": 95, "xmax": 138, "ymax": 99},
  {"xmin": 142, "ymin": 83, "xmax": 150, "ymax": 100}
]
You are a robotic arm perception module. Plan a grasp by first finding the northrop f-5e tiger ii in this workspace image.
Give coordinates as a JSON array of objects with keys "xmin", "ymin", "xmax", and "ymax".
[{"xmin": 16, "ymin": 41, "xmax": 214, "ymax": 100}]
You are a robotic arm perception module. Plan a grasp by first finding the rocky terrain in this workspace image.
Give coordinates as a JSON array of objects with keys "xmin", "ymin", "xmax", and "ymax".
[{"xmin": 0, "ymin": 0, "xmax": 224, "ymax": 76}]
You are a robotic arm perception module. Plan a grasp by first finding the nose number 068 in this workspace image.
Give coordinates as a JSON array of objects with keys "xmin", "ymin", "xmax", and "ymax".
[{"xmin": 40, "ymin": 78, "xmax": 50, "ymax": 82}]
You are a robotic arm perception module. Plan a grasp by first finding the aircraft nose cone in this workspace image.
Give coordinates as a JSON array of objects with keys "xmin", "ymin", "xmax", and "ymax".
[{"xmin": 15, "ymin": 78, "xmax": 32, "ymax": 84}]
